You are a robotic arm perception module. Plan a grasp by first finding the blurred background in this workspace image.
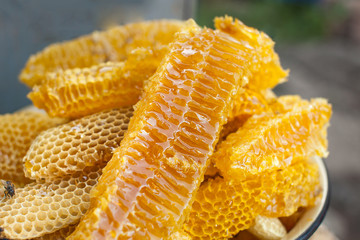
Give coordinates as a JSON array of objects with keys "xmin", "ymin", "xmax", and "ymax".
[{"xmin": 0, "ymin": 0, "xmax": 359, "ymax": 239}]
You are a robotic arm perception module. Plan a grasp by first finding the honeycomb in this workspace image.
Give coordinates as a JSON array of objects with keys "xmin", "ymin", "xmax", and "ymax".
[
  {"xmin": 0, "ymin": 166, "xmax": 102, "ymax": 239},
  {"xmin": 215, "ymin": 16, "xmax": 288, "ymax": 90},
  {"xmin": 183, "ymin": 160, "xmax": 320, "ymax": 239},
  {"xmin": 213, "ymin": 98, "xmax": 332, "ymax": 182},
  {"xmin": 19, "ymin": 20, "xmax": 191, "ymax": 88},
  {"xmin": 0, "ymin": 111, "xmax": 66, "ymax": 185},
  {"xmin": 24, "ymin": 107, "xmax": 133, "ymax": 180},
  {"xmin": 68, "ymin": 15, "xmax": 291, "ymax": 238}
]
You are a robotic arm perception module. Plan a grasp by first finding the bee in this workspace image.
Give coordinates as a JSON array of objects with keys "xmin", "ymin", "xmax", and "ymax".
[{"xmin": 1, "ymin": 180, "xmax": 15, "ymax": 198}]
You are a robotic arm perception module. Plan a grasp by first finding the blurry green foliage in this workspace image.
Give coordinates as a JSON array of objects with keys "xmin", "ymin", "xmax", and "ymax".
[{"xmin": 196, "ymin": 0, "xmax": 348, "ymax": 42}]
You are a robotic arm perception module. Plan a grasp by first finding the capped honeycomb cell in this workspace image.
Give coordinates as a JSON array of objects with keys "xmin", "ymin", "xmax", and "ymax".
[
  {"xmin": 0, "ymin": 111, "xmax": 66, "ymax": 185},
  {"xmin": 0, "ymin": 166, "xmax": 102, "ymax": 239},
  {"xmin": 20, "ymin": 20, "xmax": 191, "ymax": 88},
  {"xmin": 213, "ymin": 98, "xmax": 332, "ymax": 182},
  {"xmin": 183, "ymin": 160, "xmax": 320, "ymax": 240},
  {"xmin": 69, "ymin": 16, "xmax": 287, "ymax": 240},
  {"xmin": 24, "ymin": 107, "xmax": 133, "ymax": 180},
  {"xmin": 215, "ymin": 16, "xmax": 288, "ymax": 90}
]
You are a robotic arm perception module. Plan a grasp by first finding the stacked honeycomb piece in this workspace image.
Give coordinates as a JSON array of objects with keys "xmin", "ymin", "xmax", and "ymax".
[
  {"xmin": 0, "ymin": 110, "xmax": 66, "ymax": 186},
  {"xmin": 23, "ymin": 107, "xmax": 133, "ymax": 180}
]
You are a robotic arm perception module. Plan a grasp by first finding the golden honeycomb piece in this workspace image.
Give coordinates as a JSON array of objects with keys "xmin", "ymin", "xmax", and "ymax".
[
  {"xmin": 0, "ymin": 166, "xmax": 101, "ymax": 239},
  {"xmin": 20, "ymin": 20, "xmax": 190, "ymax": 88},
  {"xmin": 213, "ymin": 98, "xmax": 331, "ymax": 182},
  {"xmin": 24, "ymin": 107, "xmax": 133, "ymax": 180},
  {"xmin": 22, "ymin": 20, "xmax": 194, "ymax": 119},
  {"xmin": 215, "ymin": 16, "xmax": 288, "ymax": 90},
  {"xmin": 183, "ymin": 160, "xmax": 320, "ymax": 239},
  {"xmin": 68, "ymin": 16, "xmax": 286, "ymax": 240},
  {"xmin": 0, "ymin": 111, "xmax": 66, "ymax": 185}
]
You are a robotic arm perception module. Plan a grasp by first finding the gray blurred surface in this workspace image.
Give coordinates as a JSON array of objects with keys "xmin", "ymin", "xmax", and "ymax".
[
  {"xmin": 276, "ymin": 42, "xmax": 360, "ymax": 240},
  {"xmin": 0, "ymin": 0, "xmax": 194, "ymax": 114}
]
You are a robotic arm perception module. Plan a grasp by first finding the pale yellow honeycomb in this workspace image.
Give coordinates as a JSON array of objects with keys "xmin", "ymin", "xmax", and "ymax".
[
  {"xmin": 0, "ymin": 111, "xmax": 66, "ymax": 185},
  {"xmin": 24, "ymin": 107, "xmax": 133, "ymax": 180},
  {"xmin": 0, "ymin": 166, "xmax": 101, "ymax": 239},
  {"xmin": 183, "ymin": 160, "xmax": 320, "ymax": 240}
]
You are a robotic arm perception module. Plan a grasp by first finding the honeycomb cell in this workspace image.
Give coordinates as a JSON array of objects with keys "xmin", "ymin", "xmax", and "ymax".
[
  {"xmin": 215, "ymin": 16, "xmax": 288, "ymax": 90},
  {"xmin": 20, "ymin": 20, "xmax": 191, "ymax": 88},
  {"xmin": 24, "ymin": 107, "xmax": 133, "ymax": 180},
  {"xmin": 0, "ymin": 166, "xmax": 102, "ymax": 239},
  {"xmin": 183, "ymin": 160, "xmax": 320, "ymax": 240},
  {"xmin": 213, "ymin": 98, "xmax": 332, "ymax": 182},
  {"xmin": 0, "ymin": 111, "xmax": 66, "ymax": 185}
]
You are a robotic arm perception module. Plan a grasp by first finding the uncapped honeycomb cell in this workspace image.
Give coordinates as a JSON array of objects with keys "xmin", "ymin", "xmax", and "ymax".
[
  {"xmin": 215, "ymin": 16, "xmax": 288, "ymax": 90},
  {"xmin": 213, "ymin": 98, "xmax": 332, "ymax": 182},
  {"xmin": 68, "ymin": 15, "xmax": 285, "ymax": 239},
  {"xmin": 0, "ymin": 111, "xmax": 66, "ymax": 185},
  {"xmin": 183, "ymin": 160, "xmax": 320, "ymax": 240},
  {"xmin": 0, "ymin": 166, "xmax": 102, "ymax": 239},
  {"xmin": 20, "ymin": 20, "xmax": 191, "ymax": 88},
  {"xmin": 24, "ymin": 107, "xmax": 133, "ymax": 180}
]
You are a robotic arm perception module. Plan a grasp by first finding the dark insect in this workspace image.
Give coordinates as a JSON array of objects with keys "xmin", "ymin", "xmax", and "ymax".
[
  {"xmin": 2, "ymin": 180, "xmax": 15, "ymax": 198},
  {"xmin": 0, "ymin": 227, "xmax": 3, "ymax": 232}
]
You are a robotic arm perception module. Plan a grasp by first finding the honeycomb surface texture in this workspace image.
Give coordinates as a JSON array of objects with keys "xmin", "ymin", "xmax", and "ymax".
[
  {"xmin": 214, "ymin": 16, "xmax": 288, "ymax": 90},
  {"xmin": 20, "ymin": 20, "xmax": 190, "ymax": 88},
  {"xmin": 67, "ymin": 16, "xmax": 287, "ymax": 239},
  {"xmin": 24, "ymin": 107, "xmax": 133, "ymax": 180},
  {"xmin": 0, "ymin": 166, "xmax": 102, "ymax": 239},
  {"xmin": 213, "ymin": 98, "xmax": 332, "ymax": 182},
  {"xmin": 0, "ymin": 111, "xmax": 66, "ymax": 185},
  {"xmin": 183, "ymin": 160, "xmax": 320, "ymax": 240}
]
